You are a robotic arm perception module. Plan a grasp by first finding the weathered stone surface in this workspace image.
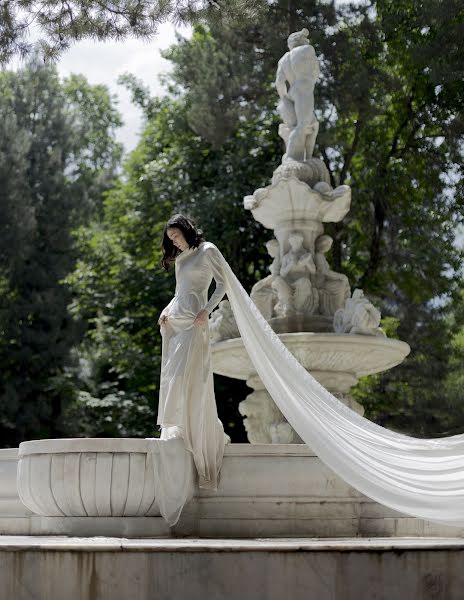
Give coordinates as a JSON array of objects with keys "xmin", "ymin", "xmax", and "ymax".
[
  {"xmin": 2, "ymin": 443, "xmax": 462, "ymax": 540},
  {"xmin": 2, "ymin": 536, "xmax": 464, "ymax": 600},
  {"xmin": 17, "ymin": 439, "xmax": 161, "ymax": 518}
]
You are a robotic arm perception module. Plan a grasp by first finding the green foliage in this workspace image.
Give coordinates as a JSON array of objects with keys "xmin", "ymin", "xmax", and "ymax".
[
  {"xmin": 62, "ymin": 74, "xmax": 124, "ymax": 220},
  {"xmin": 0, "ymin": 57, "xmax": 122, "ymax": 446},
  {"xmin": 157, "ymin": 2, "xmax": 464, "ymax": 436},
  {"xmin": 64, "ymin": 90, "xmax": 283, "ymax": 439}
]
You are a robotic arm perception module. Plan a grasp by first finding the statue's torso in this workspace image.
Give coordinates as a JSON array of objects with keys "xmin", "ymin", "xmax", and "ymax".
[{"xmin": 278, "ymin": 46, "xmax": 319, "ymax": 90}]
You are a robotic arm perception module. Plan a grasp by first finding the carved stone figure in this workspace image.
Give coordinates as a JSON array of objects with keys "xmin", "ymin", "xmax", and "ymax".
[
  {"xmin": 275, "ymin": 28, "xmax": 320, "ymax": 162},
  {"xmin": 239, "ymin": 387, "xmax": 286, "ymax": 444},
  {"xmin": 239, "ymin": 376, "xmax": 303, "ymax": 444},
  {"xmin": 313, "ymin": 181, "xmax": 352, "ymax": 203},
  {"xmin": 333, "ymin": 289, "xmax": 385, "ymax": 337},
  {"xmin": 314, "ymin": 235, "xmax": 351, "ymax": 316},
  {"xmin": 250, "ymin": 239, "xmax": 280, "ymax": 320},
  {"xmin": 272, "ymin": 232, "xmax": 318, "ymax": 316},
  {"xmin": 209, "ymin": 299, "xmax": 239, "ymax": 342}
]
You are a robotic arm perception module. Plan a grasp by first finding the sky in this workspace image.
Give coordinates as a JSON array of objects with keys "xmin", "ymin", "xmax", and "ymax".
[
  {"xmin": 10, "ymin": 2, "xmax": 358, "ymax": 154},
  {"xmin": 11, "ymin": 22, "xmax": 192, "ymax": 154}
]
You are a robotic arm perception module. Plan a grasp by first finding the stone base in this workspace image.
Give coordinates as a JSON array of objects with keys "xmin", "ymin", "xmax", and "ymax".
[
  {"xmin": 3, "ymin": 444, "xmax": 464, "ymax": 539},
  {"xmin": 1, "ymin": 536, "xmax": 464, "ymax": 600}
]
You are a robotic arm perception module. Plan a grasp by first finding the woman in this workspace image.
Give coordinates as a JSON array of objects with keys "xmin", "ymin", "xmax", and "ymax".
[
  {"xmin": 157, "ymin": 214, "xmax": 230, "ymax": 497},
  {"xmin": 156, "ymin": 213, "xmax": 464, "ymax": 529}
]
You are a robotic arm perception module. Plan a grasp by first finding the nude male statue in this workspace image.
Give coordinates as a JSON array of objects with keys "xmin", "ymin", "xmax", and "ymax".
[{"xmin": 275, "ymin": 28, "xmax": 320, "ymax": 162}]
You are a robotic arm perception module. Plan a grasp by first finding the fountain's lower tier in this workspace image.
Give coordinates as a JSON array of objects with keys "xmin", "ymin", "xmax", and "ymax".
[
  {"xmin": 211, "ymin": 332, "xmax": 411, "ymax": 444},
  {"xmin": 212, "ymin": 332, "xmax": 410, "ymax": 384},
  {"xmin": 1, "ymin": 440, "xmax": 462, "ymax": 538}
]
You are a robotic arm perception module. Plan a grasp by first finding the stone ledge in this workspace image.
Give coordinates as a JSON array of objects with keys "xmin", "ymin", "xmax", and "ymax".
[
  {"xmin": 17, "ymin": 441, "xmax": 316, "ymax": 457},
  {"xmin": 0, "ymin": 535, "xmax": 464, "ymax": 552},
  {"xmin": 2, "ymin": 535, "xmax": 464, "ymax": 552}
]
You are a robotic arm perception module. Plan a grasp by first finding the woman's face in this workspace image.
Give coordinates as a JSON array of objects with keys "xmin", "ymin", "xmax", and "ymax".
[{"xmin": 167, "ymin": 227, "xmax": 189, "ymax": 251}]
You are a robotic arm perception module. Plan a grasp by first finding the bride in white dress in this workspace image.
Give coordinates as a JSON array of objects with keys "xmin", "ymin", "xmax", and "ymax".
[
  {"xmin": 157, "ymin": 214, "xmax": 230, "ymax": 498},
  {"xmin": 155, "ymin": 213, "xmax": 464, "ymax": 529}
]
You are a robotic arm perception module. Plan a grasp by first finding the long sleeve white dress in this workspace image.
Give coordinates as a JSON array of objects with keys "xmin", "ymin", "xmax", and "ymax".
[
  {"xmin": 157, "ymin": 241, "xmax": 230, "ymax": 501},
  {"xmin": 155, "ymin": 240, "xmax": 464, "ymax": 528}
]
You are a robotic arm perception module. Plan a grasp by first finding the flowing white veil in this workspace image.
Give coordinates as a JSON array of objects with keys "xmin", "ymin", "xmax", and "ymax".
[{"xmin": 205, "ymin": 243, "xmax": 464, "ymax": 527}]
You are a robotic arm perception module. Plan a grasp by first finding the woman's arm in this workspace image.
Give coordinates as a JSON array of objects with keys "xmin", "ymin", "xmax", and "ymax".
[
  {"xmin": 203, "ymin": 245, "xmax": 227, "ymax": 314},
  {"xmin": 193, "ymin": 244, "xmax": 227, "ymax": 326}
]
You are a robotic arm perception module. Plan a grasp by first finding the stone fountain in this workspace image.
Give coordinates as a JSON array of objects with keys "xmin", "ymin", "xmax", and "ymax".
[
  {"xmin": 1, "ymin": 29, "xmax": 463, "ymax": 600},
  {"xmin": 210, "ymin": 28, "xmax": 410, "ymax": 444},
  {"xmin": 5, "ymin": 30, "xmax": 419, "ymax": 542}
]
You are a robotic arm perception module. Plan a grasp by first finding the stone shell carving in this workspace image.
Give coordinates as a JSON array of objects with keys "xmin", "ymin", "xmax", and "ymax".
[{"xmin": 244, "ymin": 177, "xmax": 351, "ymax": 230}]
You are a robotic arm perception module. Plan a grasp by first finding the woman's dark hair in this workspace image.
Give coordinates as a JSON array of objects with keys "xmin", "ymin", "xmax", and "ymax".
[{"xmin": 161, "ymin": 213, "xmax": 205, "ymax": 270}]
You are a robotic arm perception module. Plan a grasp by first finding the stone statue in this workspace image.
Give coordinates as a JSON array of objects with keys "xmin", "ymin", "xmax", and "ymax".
[
  {"xmin": 250, "ymin": 239, "xmax": 280, "ymax": 320},
  {"xmin": 275, "ymin": 28, "xmax": 320, "ymax": 162},
  {"xmin": 239, "ymin": 377, "xmax": 303, "ymax": 444},
  {"xmin": 333, "ymin": 289, "xmax": 385, "ymax": 337},
  {"xmin": 209, "ymin": 300, "xmax": 240, "ymax": 342},
  {"xmin": 314, "ymin": 235, "xmax": 351, "ymax": 316},
  {"xmin": 313, "ymin": 181, "xmax": 351, "ymax": 202},
  {"xmin": 272, "ymin": 231, "xmax": 318, "ymax": 315}
]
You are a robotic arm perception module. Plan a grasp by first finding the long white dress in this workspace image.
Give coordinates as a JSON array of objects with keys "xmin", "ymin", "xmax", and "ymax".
[
  {"xmin": 156, "ymin": 240, "xmax": 464, "ymax": 528},
  {"xmin": 157, "ymin": 241, "xmax": 230, "ymax": 498}
]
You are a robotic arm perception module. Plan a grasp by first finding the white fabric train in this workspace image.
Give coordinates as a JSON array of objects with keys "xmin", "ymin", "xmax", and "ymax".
[{"xmin": 204, "ymin": 242, "xmax": 464, "ymax": 527}]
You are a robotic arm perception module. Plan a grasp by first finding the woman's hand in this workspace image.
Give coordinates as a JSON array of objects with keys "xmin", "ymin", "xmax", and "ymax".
[
  {"xmin": 193, "ymin": 308, "xmax": 209, "ymax": 327},
  {"xmin": 158, "ymin": 311, "xmax": 169, "ymax": 326}
]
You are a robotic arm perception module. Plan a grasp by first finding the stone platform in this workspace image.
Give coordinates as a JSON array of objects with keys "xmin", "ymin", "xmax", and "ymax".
[
  {"xmin": 1, "ymin": 536, "xmax": 464, "ymax": 599},
  {"xmin": 2, "ymin": 444, "xmax": 464, "ymax": 539},
  {"xmin": 3, "ymin": 443, "xmax": 464, "ymax": 599}
]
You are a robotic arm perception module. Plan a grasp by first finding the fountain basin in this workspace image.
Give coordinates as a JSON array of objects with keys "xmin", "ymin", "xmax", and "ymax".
[
  {"xmin": 212, "ymin": 332, "xmax": 410, "ymax": 384},
  {"xmin": 17, "ymin": 438, "xmax": 161, "ymax": 518},
  {"xmin": 4, "ymin": 442, "xmax": 462, "ymax": 538},
  {"xmin": 212, "ymin": 332, "xmax": 410, "ymax": 443}
]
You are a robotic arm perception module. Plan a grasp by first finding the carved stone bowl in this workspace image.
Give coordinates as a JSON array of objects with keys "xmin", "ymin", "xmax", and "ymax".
[
  {"xmin": 212, "ymin": 332, "xmax": 410, "ymax": 391},
  {"xmin": 17, "ymin": 438, "xmax": 162, "ymax": 517}
]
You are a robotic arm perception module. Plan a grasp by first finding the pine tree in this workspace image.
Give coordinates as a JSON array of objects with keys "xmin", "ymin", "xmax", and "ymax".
[{"xmin": 0, "ymin": 0, "xmax": 265, "ymax": 63}]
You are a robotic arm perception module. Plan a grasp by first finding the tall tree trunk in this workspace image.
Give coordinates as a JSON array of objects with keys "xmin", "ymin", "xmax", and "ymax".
[{"xmin": 288, "ymin": 0, "xmax": 297, "ymax": 35}]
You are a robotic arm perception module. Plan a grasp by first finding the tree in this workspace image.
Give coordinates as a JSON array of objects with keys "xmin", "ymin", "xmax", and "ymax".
[
  {"xmin": 64, "ymin": 0, "xmax": 464, "ymax": 439},
  {"xmin": 0, "ymin": 56, "xmax": 122, "ymax": 446},
  {"xmin": 0, "ymin": 0, "xmax": 265, "ymax": 63},
  {"xmin": 153, "ymin": 0, "xmax": 464, "ymax": 436},
  {"xmin": 160, "ymin": 2, "xmax": 337, "ymax": 147},
  {"xmin": 64, "ymin": 82, "xmax": 288, "ymax": 439}
]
